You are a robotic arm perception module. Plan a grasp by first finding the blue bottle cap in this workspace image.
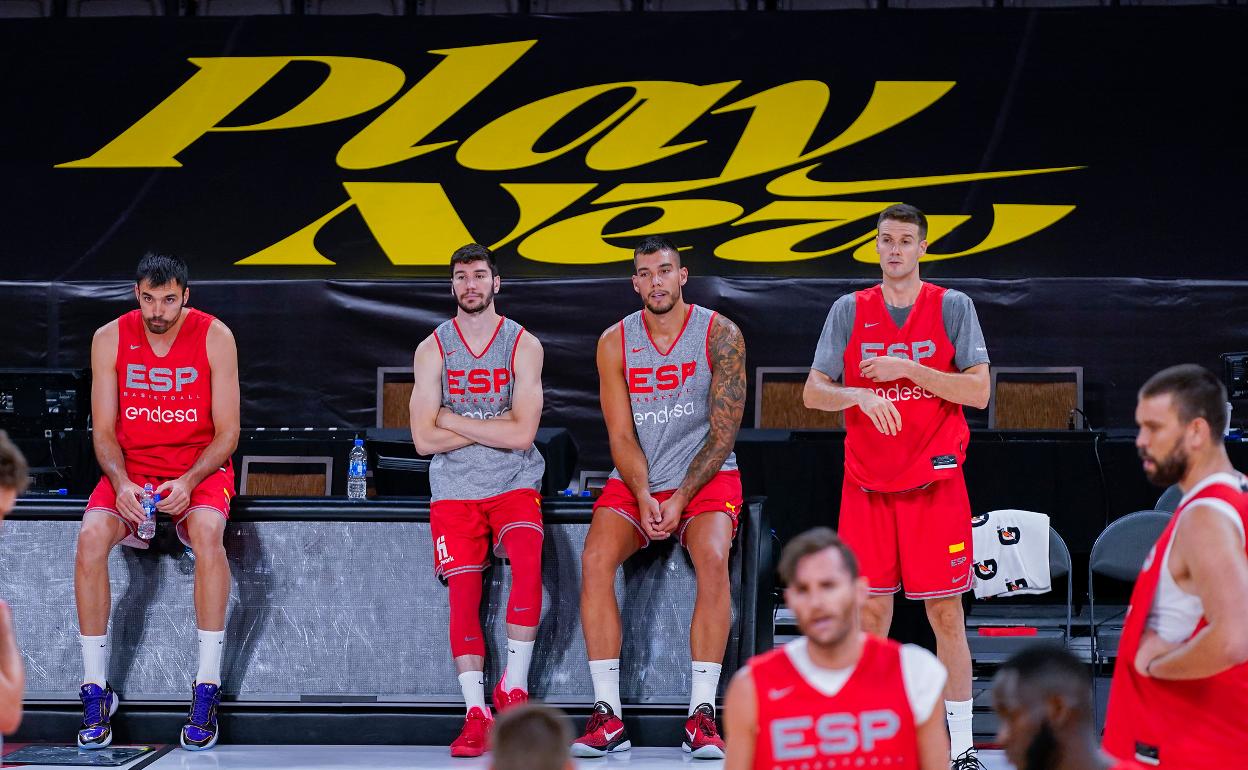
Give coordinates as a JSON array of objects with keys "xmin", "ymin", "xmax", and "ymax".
[
  {"xmin": 580, "ymin": 490, "xmax": 592, "ymax": 497},
  {"xmin": 354, "ymin": 438, "xmax": 364, "ymax": 446}
]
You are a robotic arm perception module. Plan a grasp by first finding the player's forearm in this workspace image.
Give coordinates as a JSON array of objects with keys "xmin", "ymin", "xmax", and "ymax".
[
  {"xmin": 180, "ymin": 429, "xmax": 240, "ymax": 488},
  {"xmin": 442, "ymin": 412, "xmax": 536, "ymax": 451},
  {"xmin": 803, "ymin": 379, "xmax": 868, "ymax": 413},
  {"xmin": 1149, "ymin": 623, "xmax": 1248, "ymax": 680},
  {"xmin": 412, "ymin": 423, "xmax": 475, "ymax": 455},
  {"xmin": 609, "ymin": 435, "xmax": 652, "ymax": 500},
  {"xmin": 905, "ymin": 365, "xmax": 989, "ymax": 409},
  {"xmin": 92, "ymin": 433, "xmax": 131, "ymax": 489}
]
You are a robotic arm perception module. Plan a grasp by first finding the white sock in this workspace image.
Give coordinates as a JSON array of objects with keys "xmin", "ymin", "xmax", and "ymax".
[
  {"xmin": 946, "ymin": 699, "xmax": 974, "ymax": 757},
  {"xmin": 80, "ymin": 634, "xmax": 109, "ymax": 687},
  {"xmin": 458, "ymin": 671, "xmax": 489, "ymax": 715},
  {"xmin": 689, "ymin": 661, "xmax": 722, "ymax": 716},
  {"xmin": 589, "ymin": 658, "xmax": 622, "ymax": 715},
  {"xmin": 503, "ymin": 639, "xmax": 535, "ymax": 692},
  {"xmin": 196, "ymin": 629, "xmax": 226, "ymax": 685}
]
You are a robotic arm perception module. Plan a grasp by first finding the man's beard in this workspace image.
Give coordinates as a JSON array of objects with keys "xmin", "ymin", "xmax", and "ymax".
[
  {"xmin": 1023, "ymin": 719, "xmax": 1059, "ymax": 770},
  {"xmin": 643, "ymin": 290, "xmax": 679, "ymax": 315},
  {"xmin": 457, "ymin": 290, "xmax": 494, "ymax": 315},
  {"xmin": 1140, "ymin": 444, "xmax": 1188, "ymax": 487}
]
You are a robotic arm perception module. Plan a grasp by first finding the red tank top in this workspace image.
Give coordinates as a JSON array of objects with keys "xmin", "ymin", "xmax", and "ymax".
[
  {"xmin": 843, "ymin": 283, "xmax": 968, "ymax": 492},
  {"xmin": 750, "ymin": 635, "xmax": 918, "ymax": 770},
  {"xmin": 1102, "ymin": 478, "xmax": 1248, "ymax": 769},
  {"xmin": 114, "ymin": 308, "xmax": 217, "ymax": 477}
]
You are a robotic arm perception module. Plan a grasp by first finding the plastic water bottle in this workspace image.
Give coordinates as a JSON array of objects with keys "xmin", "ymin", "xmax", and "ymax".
[
  {"xmin": 138, "ymin": 484, "xmax": 157, "ymax": 540},
  {"xmin": 347, "ymin": 438, "xmax": 368, "ymax": 500}
]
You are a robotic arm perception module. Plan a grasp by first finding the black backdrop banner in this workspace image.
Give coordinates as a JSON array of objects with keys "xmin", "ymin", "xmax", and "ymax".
[
  {"xmin": 3, "ymin": 276, "xmax": 1246, "ymax": 470},
  {"xmin": 1, "ymin": 8, "xmax": 1245, "ymax": 280},
  {"xmin": 3, "ymin": 9, "xmax": 1247, "ymax": 469}
]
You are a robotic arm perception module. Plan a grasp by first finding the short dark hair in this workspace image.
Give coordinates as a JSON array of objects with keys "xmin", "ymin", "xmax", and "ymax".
[
  {"xmin": 878, "ymin": 203, "xmax": 928, "ymax": 240},
  {"xmin": 778, "ymin": 527, "xmax": 860, "ymax": 585},
  {"xmin": 492, "ymin": 703, "xmax": 572, "ymax": 770},
  {"xmin": 633, "ymin": 236, "xmax": 681, "ymax": 270},
  {"xmin": 450, "ymin": 243, "xmax": 498, "ymax": 277},
  {"xmin": 1140, "ymin": 364, "xmax": 1228, "ymax": 437},
  {"xmin": 997, "ymin": 646, "xmax": 1093, "ymax": 710},
  {"xmin": 0, "ymin": 430, "xmax": 30, "ymax": 495},
  {"xmin": 135, "ymin": 252, "xmax": 189, "ymax": 290}
]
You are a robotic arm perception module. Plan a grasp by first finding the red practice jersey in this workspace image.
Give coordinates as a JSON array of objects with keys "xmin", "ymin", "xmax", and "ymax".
[
  {"xmin": 114, "ymin": 308, "xmax": 217, "ymax": 477},
  {"xmin": 750, "ymin": 635, "xmax": 919, "ymax": 770},
  {"xmin": 1102, "ymin": 478, "xmax": 1248, "ymax": 769},
  {"xmin": 842, "ymin": 283, "xmax": 968, "ymax": 492}
]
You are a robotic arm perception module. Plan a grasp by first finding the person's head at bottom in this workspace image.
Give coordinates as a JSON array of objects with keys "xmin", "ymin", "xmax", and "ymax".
[
  {"xmin": 992, "ymin": 646, "xmax": 1108, "ymax": 770},
  {"xmin": 491, "ymin": 703, "xmax": 574, "ymax": 770}
]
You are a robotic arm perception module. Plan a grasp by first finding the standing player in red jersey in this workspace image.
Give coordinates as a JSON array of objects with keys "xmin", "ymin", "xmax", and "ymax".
[
  {"xmin": 723, "ymin": 527, "xmax": 950, "ymax": 770},
  {"xmin": 410, "ymin": 243, "xmax": 546, "ymax": 758},
  {"xmin": 1102, "ymin": 365, "xmax": 1248, "ymax": 769},
  {"xmin": 75, "ymin": 253, "xmax": 240, "ymax": 752},
  {"xmin": 992, "ymin": 646, "xmax": 1144, "ymax": 770},
  {"xmin": 573, "ymin": 236, "xmax": 746, "ymax": 759},
  {"xmin": 803, "ymin": 204, "xmax": 990, "ymax": 770}
]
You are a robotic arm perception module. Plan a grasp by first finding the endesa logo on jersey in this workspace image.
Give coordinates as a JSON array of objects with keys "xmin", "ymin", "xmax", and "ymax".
[
  {"xmin": 124, "ymin": 406, "xmax": 201, "ymax": 424},
  {"xmin": 447, "ymin": 368, "xmax": 510, "ymax": 395}
]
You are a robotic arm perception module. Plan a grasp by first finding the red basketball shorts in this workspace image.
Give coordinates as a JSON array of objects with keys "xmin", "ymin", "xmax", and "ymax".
[
  {"xmin": 84, "ymin": 464, "xmax": 235, "ymax": 550},
  {"xmin": 595, "ymin": 470, "xmax": 743, "ymax": 548},
  {"xmin": 838, "ymin": 472, "xmax": 973, "ymax": 599},
  {"xmin": 429, "ymin": 487, "xmax": 544, "ymax": 582}
]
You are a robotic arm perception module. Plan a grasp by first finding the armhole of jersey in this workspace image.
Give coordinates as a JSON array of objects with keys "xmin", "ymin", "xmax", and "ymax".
[
  {"xmin": 510, "ymin": 327, "xmax": 525, "ymax": 376},
  {"xmin": 705, "ymin": 311, "xmax": 719, "ymax": 370},
  {"xmin": 618, "ymin": 319, "xmax": 627, "ymax": 367},
  {"xmin": 432, "ymin": 330, "xmax": 445, "ymax": 361},
  {"xmin": 900, "ymin": 644, "xmax": 946, "ymax": 724},
  {"xmin": 1186, "ymin": 497, "xmax": 1247, "ymax": 545}
]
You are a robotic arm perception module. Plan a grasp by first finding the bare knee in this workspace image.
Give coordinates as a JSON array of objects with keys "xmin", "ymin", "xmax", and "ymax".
[
  {"xmin": 925, "ymin": 596, "xmax": 966, "ymax": 638},
  {"xmin": 76, "ymin": 518, "xmax": 119, "ymax": 565},
  {"xmin": 186, "ymin": 516, "xmax": 226, "ymax": 562},
  {"xmin": 581, "ymin": 542, "xmax": 624, "ymax": 584},
  {"xmin": 690, "ymin": 544, "xmax": 729, "ymax": 585}
]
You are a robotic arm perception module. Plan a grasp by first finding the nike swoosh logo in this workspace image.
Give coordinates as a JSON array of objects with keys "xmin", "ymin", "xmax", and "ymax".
[
  {"xmin": 693, "ymin": 668, "xmax": 708, "ymax": 673},
  {"xmin": 864, "ymin": 322, "xmax": 879, "ymax": 328},
  {"xmin": 768, "ymin": 686, "xmax": 794, "ymax": 700},
  {"xmin": 513, "ymin": 607, "xmax": 529, "ymax": 612},
  {"xmin": 465, "ymin": 636, "xmax": 478, "ymax": 642},
  {"xmin": 685, "ymin": 729, "xmax": 696, "ymax": 741},
  {"xmin": 444, "ymin": 350, "xmax": 459, "ymax": 357},
  {"xmin": 631, "ymin": 347, "xmax": 646, "ymax": 353},
  {"xmin": 129, "ymin": 344, "xmax": 141, "ymax": 349},
  {"xmin": 605, "ymin": 727, "xmax": 623, "ymax": 741}
]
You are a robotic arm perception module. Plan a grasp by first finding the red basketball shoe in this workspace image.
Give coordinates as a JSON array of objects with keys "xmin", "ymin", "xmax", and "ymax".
[
  {"xmin": 571, "ymin": 701, "xmax": 631, "ymax": 757},
  {"xmin": 682, "ymin": 703, "xmax": 725, "ymax": 759},
  {"xmin": 449, "ymin": 706, "xmax": 493, "ymax": 758},
  {"xmin": 492, "ymin": 671, "xmax": 529, "ymax": 714}
]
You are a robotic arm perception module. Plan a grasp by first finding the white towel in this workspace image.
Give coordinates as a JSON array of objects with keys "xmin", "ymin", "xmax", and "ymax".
[{"xmin": 970, "ymin": 509, "xmax": 1052, "ymax": 599}]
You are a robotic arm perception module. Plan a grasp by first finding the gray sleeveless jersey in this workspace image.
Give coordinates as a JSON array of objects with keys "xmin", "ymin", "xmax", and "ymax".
[
  {"xmin": 609, "ymin": 304, "xmax": 738, "ymax": 492},
  {"xmin": 428, "ymin": 317, "xmax": 545, "ymax": 502}
]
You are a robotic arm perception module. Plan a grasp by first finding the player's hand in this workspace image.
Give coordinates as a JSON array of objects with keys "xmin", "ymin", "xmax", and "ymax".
[
  {"xmin": 1135, "ymin": 628, "xmax": 1182, "ymax": 678},
  {"xmin": 155, "ymin": 477, "xmax": 193, "ymax": 516},
  {"xmin": 113, "ymin": 479, "xmax": 148, "ymax": 525},
  {"xmin": 856, "ymin": 390, "xmax": 902, "ymax": 436},
  {"xmin": 638, "ymin": 493, "xmax": 668, "ymax": 541},
  {"xmin": 858, "ymin": 355, "xmax": 913, "ymax": 384},
  {"xmin": 656, "ymin": 495, "xmax": 685, "ymax": 536}
]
